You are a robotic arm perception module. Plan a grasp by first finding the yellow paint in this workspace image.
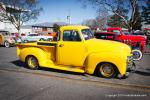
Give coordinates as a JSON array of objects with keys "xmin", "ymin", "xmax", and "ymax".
[{"xmin": 17, "ymin": 25, "xmax": 132, "ymax": 77}]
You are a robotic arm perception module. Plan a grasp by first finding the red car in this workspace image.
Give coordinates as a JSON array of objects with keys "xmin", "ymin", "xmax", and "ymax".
[{"xmin": 95, "ymin": 27, "xmax": 146, "ymax": 53}]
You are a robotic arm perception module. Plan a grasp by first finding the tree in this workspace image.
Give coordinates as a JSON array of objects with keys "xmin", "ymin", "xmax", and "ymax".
[
  {"xmin": 82, "ymin": 19, "xmax": 97, "ymax": 29},
  {"xmin": 80, "ymin": 0, "xmax": 130, "ymax": 28},
  {"xmin": 141, "ymin": 0, "xmax": 150, "ymax": 24},
  {"xmin": 108, "ymin": 14, "xmax": 128, "ymax": 28},
  {"xmin": 130, "ymin": 4, "xmax": 142, "ymax": 30},
  {"xmin": 95, "ymin": 8, "xmax": 109, "ymax": 29},
  {"xmin": 107, "ymin": 6, "xmax": 129, "ymax": 28},
  {"xmin": 53, "ymin": 23, "xmax": 60, "ymax": 33},
  {"xmin": 82, "ymin": 9, "xmax": 108, "ymax": 30},
  {"xmin": 129, "ymin": 0, "xmax": 142, "ymax": 30},
  {"xmin": 80, "ymin": 0, "xmax": 145, "ymax": 30},
  {"xmin": 95, "ymin": 16, "xmax": 108, "ymax": 29},
  {"xmin": 0, "ymin": 0, "xmax": 42, "ymax": 33}
]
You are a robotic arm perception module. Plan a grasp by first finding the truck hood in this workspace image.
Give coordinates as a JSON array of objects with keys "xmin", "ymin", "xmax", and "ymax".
[{"xmin": 86, "ymin": 38, "xmax": 131, "ymax": 56}]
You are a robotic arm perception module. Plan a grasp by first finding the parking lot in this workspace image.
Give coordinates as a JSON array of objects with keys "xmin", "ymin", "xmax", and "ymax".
[{"xmin": 0, "ymin": 46, "xmax": 150, "ymax": 100}]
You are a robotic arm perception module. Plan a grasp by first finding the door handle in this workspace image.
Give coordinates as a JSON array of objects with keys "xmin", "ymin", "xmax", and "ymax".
[{"xmin": 59, "ymin": 44, "xmax": 64, "ymax": 47}]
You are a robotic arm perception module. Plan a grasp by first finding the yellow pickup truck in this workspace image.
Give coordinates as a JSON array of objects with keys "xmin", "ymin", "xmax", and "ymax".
[{"xmin": 17, "ymin": 25, "xmax": 134, "ymax": 78}]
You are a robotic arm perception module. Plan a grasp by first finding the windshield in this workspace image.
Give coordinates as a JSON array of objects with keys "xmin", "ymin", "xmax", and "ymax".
[
  {"xmin": 113, "ymin": 30, "xmax": 121, "ymax": 35},
  {"xmin": 81, "ymin": 29, "xmax": 94, "ymax": 40}
]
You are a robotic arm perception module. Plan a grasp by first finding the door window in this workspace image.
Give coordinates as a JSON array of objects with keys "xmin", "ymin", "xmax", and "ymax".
[{"xmin": 63, "ymin": 30, "xmax": 81, "ymax": 41}]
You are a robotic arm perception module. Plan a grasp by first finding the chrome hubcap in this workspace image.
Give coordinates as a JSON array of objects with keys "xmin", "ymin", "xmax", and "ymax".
[
  {"xmin": 28, "ymin": 57, "xmax": 38, "ymax": 68},
  {"xmin": 5, "ymin": 42, "xmax": 9, "ymax": 47},
  {"xmin": 103, "ymin": 66, "xmax": 112, "ymax": 73},
  {"xmin": 100, "ymin": 63, "xmax": 114, "ymax": 77}
]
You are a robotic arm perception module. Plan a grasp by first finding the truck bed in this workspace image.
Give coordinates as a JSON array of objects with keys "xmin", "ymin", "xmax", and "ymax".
[{"xmin": 17, "ymin": 41, "xmax": 57, "ymax": 61}]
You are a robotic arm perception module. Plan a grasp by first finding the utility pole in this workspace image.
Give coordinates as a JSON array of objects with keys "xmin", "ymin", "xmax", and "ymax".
[
  {"xmin": 67, "ymin": 16, "xmax": 71, "ymax": 24},
  {"xmin": 67, "ymin": 9, "xmax": 71, "ymax": 24}
]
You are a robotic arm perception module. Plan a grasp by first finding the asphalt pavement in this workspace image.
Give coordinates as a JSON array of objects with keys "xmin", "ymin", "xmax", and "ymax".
[{"xmin": 0, "ymin": 45, "xmax": 150, "ymax": 100}]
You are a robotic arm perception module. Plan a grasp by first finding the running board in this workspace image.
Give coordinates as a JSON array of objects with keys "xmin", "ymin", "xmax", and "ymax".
[{"xmin": 40, "ymin": 61, "xmax": 85, "ymax": 73}]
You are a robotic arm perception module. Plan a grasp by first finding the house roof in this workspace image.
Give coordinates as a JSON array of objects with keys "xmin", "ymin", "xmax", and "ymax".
[
  {"xmin": 32, "ymin": 22, "xmax": 53, "ymax": 27},
  {"xmin": 22, "ymin": 22, "xmax": 68, "ymax": 29}
]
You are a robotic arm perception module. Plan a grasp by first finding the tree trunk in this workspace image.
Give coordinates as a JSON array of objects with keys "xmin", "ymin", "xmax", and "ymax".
[{"xmin": 129, "ymin": 0, "xmax": 138, "ymax": 30}]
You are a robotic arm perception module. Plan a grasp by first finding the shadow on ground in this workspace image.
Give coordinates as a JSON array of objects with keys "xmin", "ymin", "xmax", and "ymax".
[
  {"xmin": 135, "ymin": 70, "xmax": 150, "ymax": 76},
  {"xmin": 11, "ymin": 60, "xmax": 25, "ymax": 68},
  {"xmin": 146, "ymin": 69, "xmax": 150, "ymax": 71},
  {"xmin": 10, "ymin": 60, "xmax": 85, "ymax": 76}
]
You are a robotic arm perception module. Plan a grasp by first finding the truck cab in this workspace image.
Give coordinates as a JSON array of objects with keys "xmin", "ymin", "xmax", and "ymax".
[{"xmin": 17, "ymin": 25, "xmax": 134, "ymax": 78}]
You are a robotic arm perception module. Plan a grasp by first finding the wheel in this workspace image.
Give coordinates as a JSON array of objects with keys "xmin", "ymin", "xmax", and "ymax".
[
  {"xmin": 39, "ymin": 38, "xmax": 44, "ymax": 41},
  {"xmin": 132, "ymin": 49, "xmax": 142, "ymax": 61},
  {"xmin": 24, "ymin": 40, "xmax": 28, "ymax": 43},
  {"xmin": 25, "ymin": 56, "xmax": 39, "ymax": 70},
  {"xmin": 96, "ymin": 63, "xmax": 117, "ymax": 78},
  {"xmin": 4, "ymin": 41, "xmax": 10, "ymax": 48}
]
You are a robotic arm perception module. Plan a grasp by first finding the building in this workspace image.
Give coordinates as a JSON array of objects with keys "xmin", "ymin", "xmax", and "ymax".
[
  {"xmin": 21, "ymin": 22, "xmax": 67, "ymax": 35},
  {"xmin": 0, "ymin": 3, "xmax": 67, "ymax": 34},
  {"xmin": 0, "ymin": 3, "xmax": 18, "ymax": 33}
]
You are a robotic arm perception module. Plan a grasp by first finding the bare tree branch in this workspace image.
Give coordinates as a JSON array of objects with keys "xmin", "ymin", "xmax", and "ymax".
[{"xmin": 0, "ymin": 0, "xmax": 42, "ymax": 33}]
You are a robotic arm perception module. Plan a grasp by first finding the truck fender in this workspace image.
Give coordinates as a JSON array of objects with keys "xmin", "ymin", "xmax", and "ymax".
[
  {"xmin": 19, "ymin": 47, "xmax": 48, "ymax": 66},
  {"xmin": 85, "ymin": 52, "xmax": 127, "ymax": 76}
]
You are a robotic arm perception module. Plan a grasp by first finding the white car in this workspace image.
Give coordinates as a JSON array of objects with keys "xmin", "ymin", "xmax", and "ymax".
[{"xmin": 21, "ymin": 33, "xmax": 53, "ymax": 42}]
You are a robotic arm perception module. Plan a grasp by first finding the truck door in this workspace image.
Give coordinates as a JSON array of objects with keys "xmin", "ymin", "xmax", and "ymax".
[{"xmin": 57, "ymin": 30, "xmax": 86, "ymax": 67}]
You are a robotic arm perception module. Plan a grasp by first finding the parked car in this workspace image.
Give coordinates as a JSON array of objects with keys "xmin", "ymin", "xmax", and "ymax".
[
  {"xmin": 39, "ymin": 32, "xmax": 57, "ymax": 41},
  {"xmin": 21, "ymin": 33, "xmax": 53, "ymax": 42},
  {"xmin": 132, "ymin": 31, "xmax": 147, "ymax": 40},
  {"xmin": 17, "ymin": 25, "xmax": 135, "ymax": 79},
  {"xmin": 0, "ymin": 31, "xmax": 16, "ymax": 47},
  {"xmin": 106, "ymin": 27, "xmax": 146, "ymax": 53},
  {"xmin": 94, "ymin": 27, "xmax": 146, "ymax": 60},
  {"xmin": 10, "ymin": 33, "xmax": 22, "ymax": 43}
]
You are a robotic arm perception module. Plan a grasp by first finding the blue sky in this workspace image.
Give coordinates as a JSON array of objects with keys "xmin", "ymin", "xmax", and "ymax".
[{"xmin": 27, "ymin": 0, "xmax": 96, "ymax": 24}]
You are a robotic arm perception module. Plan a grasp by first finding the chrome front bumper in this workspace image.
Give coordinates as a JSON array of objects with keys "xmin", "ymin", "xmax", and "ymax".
[{"xmin": 126, "ymin": 56, "xmax": 136, "ymax": 72}]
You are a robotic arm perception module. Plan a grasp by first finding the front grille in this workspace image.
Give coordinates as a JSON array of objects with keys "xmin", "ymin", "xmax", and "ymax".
[
  {"xmin": 126, "ymin": 56, "xmax": 134, "ymax": 71},
  {"xmin": 127, "ymin": 56, "xmax": 133, "ymax": 63}
]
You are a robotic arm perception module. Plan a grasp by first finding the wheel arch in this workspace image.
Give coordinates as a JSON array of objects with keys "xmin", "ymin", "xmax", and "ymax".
[
  {"xmin": 19, "ymin": 47, "xmax": 48, "ymax": 66},
  {"xmin": 94, "ymin": 62, "xmax": 119, "ymax": 75},
  {"xmin": 85, "ymin": 52, "xmax": 127, "ymax": 76}
]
